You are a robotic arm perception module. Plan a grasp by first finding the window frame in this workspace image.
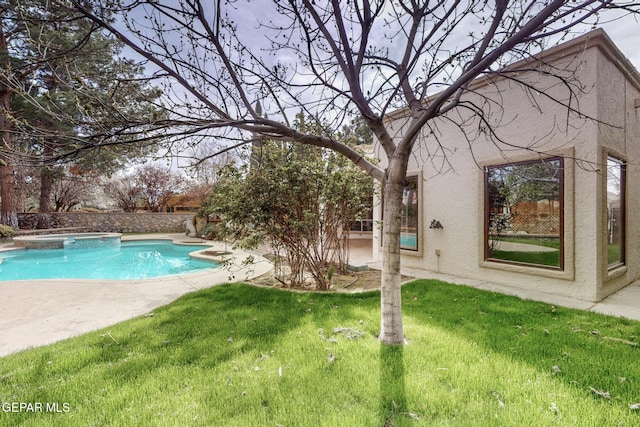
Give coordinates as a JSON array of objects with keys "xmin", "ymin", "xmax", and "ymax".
[{"xmin": 483, "ymin": 156, "xmax": 565, "ymax": 271}]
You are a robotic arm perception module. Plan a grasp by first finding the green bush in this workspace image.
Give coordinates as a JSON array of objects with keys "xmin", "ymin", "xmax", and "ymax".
[{"xmin": 0, "ymin": 224, "xmax": 16, "ymax": 240}]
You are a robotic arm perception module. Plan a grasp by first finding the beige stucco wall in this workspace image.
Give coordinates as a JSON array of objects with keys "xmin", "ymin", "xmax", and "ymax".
[
  {"xmin": 373, "ymin": 33, "xmax": 640, "ymax": 302},
  {"xmin": 596, "ymin": 42, "xmax": 640, "ymax": 300}
]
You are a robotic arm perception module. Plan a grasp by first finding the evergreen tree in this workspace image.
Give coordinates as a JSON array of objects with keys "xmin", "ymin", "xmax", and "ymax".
[{"xmin": 1, "ymin": 0, "xmax": 164, "ymax": 227}]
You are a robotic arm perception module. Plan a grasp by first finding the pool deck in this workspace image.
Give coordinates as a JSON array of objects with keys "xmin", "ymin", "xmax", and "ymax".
[
  {"xmin": 0, "ymin": 234, "xmax": 271, "ymax": 356},
  {"xmin": 2, "ymin": 236, "xmax": 640, "ymax": 357}
]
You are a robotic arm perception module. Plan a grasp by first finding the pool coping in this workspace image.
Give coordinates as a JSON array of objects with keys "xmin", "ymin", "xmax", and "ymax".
[{"xmin": 0, "ymin": 233, "xmax": 272, "ymax": 356}]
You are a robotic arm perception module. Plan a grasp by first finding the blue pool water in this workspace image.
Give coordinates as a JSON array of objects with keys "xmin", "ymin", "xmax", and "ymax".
[{"xmin": 0, "ymin": 240, "xmax": 218, "ymax": 281}]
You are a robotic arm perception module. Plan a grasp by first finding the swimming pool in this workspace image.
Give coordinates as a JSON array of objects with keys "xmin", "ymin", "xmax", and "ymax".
[{"xmin": 0, "ymin": 240, "xmax": 218, "ymax": 281}]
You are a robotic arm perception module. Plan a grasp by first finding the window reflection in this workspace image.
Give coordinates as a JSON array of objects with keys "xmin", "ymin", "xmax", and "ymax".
[
  {"xmin": 401, "ymin": 177, "xmax": 419, "ymax": 251},
  {"xmin": 606, "ymin": 156, "xmax": 625, "ymax": 268},
  {"xmin": 486, "ymin": 158, "xmax": 563, "ymax": 269}
]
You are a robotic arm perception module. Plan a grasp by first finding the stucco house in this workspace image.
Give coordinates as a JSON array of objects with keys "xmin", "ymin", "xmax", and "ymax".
[{"xmin": 372, "ymin": 29, "xmax": 640, "ymax": 302}]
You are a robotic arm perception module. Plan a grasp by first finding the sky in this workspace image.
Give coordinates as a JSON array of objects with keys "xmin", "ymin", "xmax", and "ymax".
[
  {"xmin": 232, "ymin": 3, "xmax": 640, "ymax": 80},
  {"xmin": 596, "ymin": 13, "xmax": 640, "ymax": 68},
  {"xmin": 108, "ymin": 2, "xmax": 640, "ymax": 170},
  {"xmin": 113, "ymin": 3, "xmax": 640, "ymax": 115}
]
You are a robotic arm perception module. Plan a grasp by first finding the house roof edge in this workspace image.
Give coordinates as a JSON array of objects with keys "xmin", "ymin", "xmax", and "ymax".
[{"xmin": 384, "ymin": 29, "xmax": 640, "ymax": 122}]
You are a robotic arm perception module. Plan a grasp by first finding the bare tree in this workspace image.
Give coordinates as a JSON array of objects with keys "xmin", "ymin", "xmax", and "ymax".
[
  {"xmin": 104, "ymin": 164, "xmax": 186, "ymax": 212},
  {"xmin": 66, "ymin": 1, "xmax": 639, "ymax": 345},
  {"xmin": 51, "ymin": 176, "xmax": 91, "ymax": 212},
  {"xmin": 104, "ymin": 175, "xmax": 141, "ymax": 212},
  {"xmin": 135, "ymin": 164, "xmax": 186, "ymax": 212}
]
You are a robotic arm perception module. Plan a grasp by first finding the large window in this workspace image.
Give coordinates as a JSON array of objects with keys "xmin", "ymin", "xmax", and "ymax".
[
  {"xmin": 401, "ymin": 177, "xmax": 419, "ymax": 251},
  {"xmin": 606, "ymin": 156, "xmax": 625, "ymax": 269},
  {"xmin": 485, "ymin": 157, "xmax": 563, "ymax": 269},
  {"xmin": 380, "ymin": 176, "xmax": 420, "ymax": 251}
]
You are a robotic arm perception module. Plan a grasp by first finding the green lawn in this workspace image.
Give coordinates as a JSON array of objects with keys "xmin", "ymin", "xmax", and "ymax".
[{"xmin": 2, "ymin": 281, "xmax": 640, "ymax": 426}]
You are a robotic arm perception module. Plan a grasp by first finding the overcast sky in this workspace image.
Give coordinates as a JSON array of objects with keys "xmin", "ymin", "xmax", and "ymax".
[
  {"xmin": 117, "ymin": 3, "xmax": 640, "ymax": 108},
  {"xmin": 599, "ymin": 14, "xmax": 640, "ymax": 68},
  {"xmin": 115, "ymin": 3, "xmax": 640, "ymax": 170},
  {"xmin": 221, "ymin": 4, "xmax": 640, "ymax": 78}
]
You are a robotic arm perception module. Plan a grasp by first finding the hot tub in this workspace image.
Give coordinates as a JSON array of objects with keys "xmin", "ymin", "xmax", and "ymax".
[{"xmin": 13, "ymin": 233, "xmax": 122, "ymax": 250}]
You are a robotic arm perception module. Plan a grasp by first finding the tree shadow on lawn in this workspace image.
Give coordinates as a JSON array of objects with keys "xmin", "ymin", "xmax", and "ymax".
[
  {"xmin": 1, "ymin": 284, "xmax": 385, "ymax": 414},
  {"xmin": 401, "ymin": 280, "xmax": 640, "ymax": 409},
  {"xmin": 379, "ymin": 343, "xmax": 407, "ymax": 426},
  {"xmin": 95, "ymin": 280, "xmax": 639, "ymax": 423},
  {"xmin": 7, "ymin": 280, "xmax": 640, "ymax": 424},
  {"xmin": 104, "ymin": 283, "xmax": 317, "ymax": 370},
  {"xmin": 7, "ymin": 284, "xmax": 312, "ymax": 396}
]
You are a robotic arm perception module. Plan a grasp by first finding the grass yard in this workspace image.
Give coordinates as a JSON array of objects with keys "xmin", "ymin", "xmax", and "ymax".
[{"xmin": 1, "ymin": 280, "xmax": 640, "ymax": 426}]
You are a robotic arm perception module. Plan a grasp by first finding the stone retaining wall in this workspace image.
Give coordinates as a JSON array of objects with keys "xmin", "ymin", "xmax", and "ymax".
[{"xmin": 18, "ymin": 212, "xmax": 194, "ymax": 234}]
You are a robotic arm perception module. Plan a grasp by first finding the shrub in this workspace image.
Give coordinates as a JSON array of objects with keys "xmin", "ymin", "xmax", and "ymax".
[
  {"xmin": 0, "ymin": 224, "xmax": 16, "ymax": 240},
  {"xmin": 209, "ymin": 140, "xmax": 373, "ymax": 290},
  {"xmin": 199, "ymin": 222, "xmax": 222, "ymax": 240}
]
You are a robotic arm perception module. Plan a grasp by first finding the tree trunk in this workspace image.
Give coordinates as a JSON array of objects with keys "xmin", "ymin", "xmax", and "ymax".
[
  {"xmin": 0, "ymin": 95, "xmax": 17, "ymax": 228},
  {"xmin": 37, "ymin": 168, "xmax": 53, "ymax": 229},
  {"xmin": 379, "ymin": 156, "xmax": 410, "ymax": 345},
  {"xmin": 0, "ymin": 161, "xmax": 17, "ymax": 228},
  {"xmin": 37, "ymin": 146, "xmax": 55, "ymax": 229},
  {"xmin": 0, "ymin": 22, "xmax": 17, "ymax": 229}
]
